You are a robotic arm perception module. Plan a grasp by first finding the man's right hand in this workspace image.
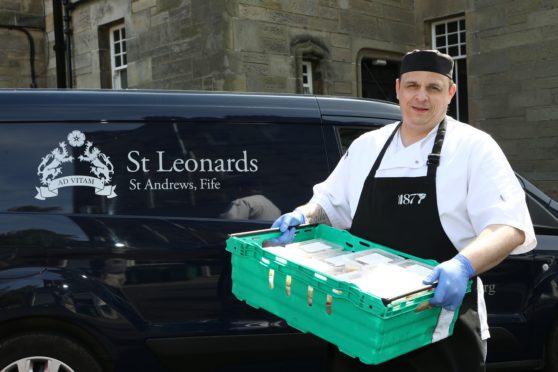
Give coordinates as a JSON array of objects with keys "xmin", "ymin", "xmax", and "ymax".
[{"xmin": 269, "ymin": 210, "xmax": 305, "ymax": 245}]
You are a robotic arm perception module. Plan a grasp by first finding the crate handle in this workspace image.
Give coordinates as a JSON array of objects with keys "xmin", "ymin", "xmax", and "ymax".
[
  {"xmin": 381, "ymin": 284, "xmax": 437, "ymax": 306},
  {"xmin": 307, "ymin": 286, "xmax": 313, "ymax": 306},
  {"xmin": 228, "ymin": 223, "xmax": 318, "ymax": 238},
  {"xmin": 269, "ymin": 269, "xmax": 275, "ymax": 289},
  {"xmin": 286, "ymin": 275, "xmax": 292, "ymax": 296}
]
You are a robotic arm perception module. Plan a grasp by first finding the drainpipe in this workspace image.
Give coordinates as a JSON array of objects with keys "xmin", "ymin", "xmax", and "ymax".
[
  {"xmin": 57, "ymin": 0, "xmax": 93, "ymax": 88},
  {"xmin": 62, "ymin": 0, "xmax": 73, "ymax": 88},
  {"xmin": 52, "ymin": 0, "xmax": 66, "ymax": 88},
  {"xmin": 0, "ymin": 24, "xmax": 40, "ymax": 88}
]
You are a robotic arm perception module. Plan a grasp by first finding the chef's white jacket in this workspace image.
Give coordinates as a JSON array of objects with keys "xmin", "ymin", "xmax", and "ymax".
[{"xmin": 310, "ymin": 116, "xmax": 537, "ymax": 340}]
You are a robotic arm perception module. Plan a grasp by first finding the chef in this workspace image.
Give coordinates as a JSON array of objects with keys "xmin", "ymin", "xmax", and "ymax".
[{"xmin": 270, "ymin": 49, "xmax": 536, "ymax": 371}]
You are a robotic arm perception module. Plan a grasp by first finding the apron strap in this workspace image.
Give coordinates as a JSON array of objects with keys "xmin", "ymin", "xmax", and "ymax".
[
  {"xmin": 427, "ymin": 118, "xmax": 447, "ymax": 177},
  {"xmin": 371, "ymin": 118, "xmax": 448, "ymax": 178},
  {"xmin": 369, "ymin": 122, "xmax": 402, "ymax": 176}
]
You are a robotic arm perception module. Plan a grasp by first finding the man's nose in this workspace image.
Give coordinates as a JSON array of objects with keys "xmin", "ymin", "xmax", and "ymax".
[{"xmin": 415, "ymin": 89, "xmax": 428, "ymax": 101}]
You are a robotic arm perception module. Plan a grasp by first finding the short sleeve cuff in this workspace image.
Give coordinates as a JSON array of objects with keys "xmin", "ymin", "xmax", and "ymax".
[
  {"xmin": 510, "ymin": 226, "xmax": 536, "ymax": 255},
  {"xmin": 477, "ymin": 217, "xmax": 537, "ymax": 255}
]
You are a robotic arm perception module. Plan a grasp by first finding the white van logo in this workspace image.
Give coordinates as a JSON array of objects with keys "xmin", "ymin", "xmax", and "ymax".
[
  {"xmin": 35, "ymin": 130, "xmax": 117, "ymax": 200},
  {"xmin": 397, "ymin": 193, "xmax": 426, "ymax": 206}
]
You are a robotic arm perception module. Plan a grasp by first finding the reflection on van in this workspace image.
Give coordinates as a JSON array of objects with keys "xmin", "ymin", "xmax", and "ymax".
[{"xmin": 220, "ymin": 181, "xmax": 281, "ymax": 221}]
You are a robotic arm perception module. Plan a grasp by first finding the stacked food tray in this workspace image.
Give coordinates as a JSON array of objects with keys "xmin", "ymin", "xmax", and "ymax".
[{"xmin": 226, "ymin": 224, "xmax": 470, "ymax": 365}]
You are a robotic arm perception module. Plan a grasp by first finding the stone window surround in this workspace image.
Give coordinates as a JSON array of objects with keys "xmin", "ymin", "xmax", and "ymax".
[{"xmin": 292, "ymin": 40, "xmax": 328, "ymax": 95}]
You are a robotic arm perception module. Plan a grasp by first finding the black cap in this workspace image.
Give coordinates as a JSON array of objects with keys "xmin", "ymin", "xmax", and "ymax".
[{"xmin": 400, "ymin": 49, "xmax": 454, "ymax": 79}]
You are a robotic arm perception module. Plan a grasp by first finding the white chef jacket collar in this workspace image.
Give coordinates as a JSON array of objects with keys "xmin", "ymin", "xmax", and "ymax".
[{"xmin": 379, "ymin": 122, "xmax": 441, "ymax": 171}]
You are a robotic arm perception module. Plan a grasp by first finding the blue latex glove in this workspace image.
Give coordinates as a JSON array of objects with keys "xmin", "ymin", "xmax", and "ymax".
[
  {"xmin": 269, "ymin": 210, "xmax": 305, "ymax": 245},
  {"xmin": 422, "ymin": 254, "xmax": 475, "ymax": 311}
]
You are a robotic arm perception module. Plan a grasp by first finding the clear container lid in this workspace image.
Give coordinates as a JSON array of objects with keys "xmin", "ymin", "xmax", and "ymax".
[
  {"xmin": 396, "ymin": 260, "xmax": 435, "ymax": 277},
  {"xmin": 264, "ymin": 242, "xmax": 346, "ymax": 273},
  {"xmin": 296, "ymin": 249, "xmax": 355, "ymax": 274},
  {"xmin": 264, "ymin": 245, "xmax": 312, "ymax": 263},
  {"xmin": 297, "ymin": 257, "xmax": 341, "ymax": 273},
  {"xmin": 339, "ymin": 262, "xmax": 433, "ymax": 299},
  {"xmin": 319, "ymin": 250, "xmax": 354, "ymax": 267},
  {"xmin": 293, "ymin": 238, "xmax": 344, "ymax": 254},
  {"xmin": 344, "ymin": 248, "xmax": 403, "ymax": 266},
  {"xmin": 265, "ymin": 239, "xmax": 340, "ymax": 260},
  {"xmin": 330, "ymin": 269, "xmax": 365, "ymax": 282}
]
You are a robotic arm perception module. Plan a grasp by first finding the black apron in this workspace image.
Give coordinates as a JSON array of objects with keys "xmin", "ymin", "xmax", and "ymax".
[{"xmin": 328, "ymin": 119, "xmax": 485, "ymax": 372}]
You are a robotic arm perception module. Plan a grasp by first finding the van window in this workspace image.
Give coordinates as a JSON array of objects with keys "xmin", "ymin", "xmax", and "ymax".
[
  {"xmin": 338, "ymin": 127, "xmax": 373, "ymax": 153},
  {"xmin": 0, "ymin": 122, "xmax": 327, "ymax": 221},
  {"xmin": 325, "ymin": 116, "xmax": 390, "ymax": 155}
]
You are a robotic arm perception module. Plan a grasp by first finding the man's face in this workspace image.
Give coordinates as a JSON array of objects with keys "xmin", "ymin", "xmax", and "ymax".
[{"xmin": 396, "ymin": 71, "xmax": 456, "ymax": 131}]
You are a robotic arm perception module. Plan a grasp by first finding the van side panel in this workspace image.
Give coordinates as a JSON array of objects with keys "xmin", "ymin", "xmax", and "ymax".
[{"xmin": 0, "ymin": 117, "xmax": 331, "ymax": 369}]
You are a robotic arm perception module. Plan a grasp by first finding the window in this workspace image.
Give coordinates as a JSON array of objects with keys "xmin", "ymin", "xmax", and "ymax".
[
  {"xmin": 432, "ymin": 17, "xmax": 468, "ymax": 123},
  {"xmin": 110, "ymin": 24, "xmax": 127, "ymax": 89},
  {"xmin": 302, "ymin": 61, "xmax": 313, "ymax": 94},
  {"xmin": 335, "ymin": 122, "xmax": 386, "ymax": 154},
  {"xmin": 292, "ymin": 40, "xmax": 328, "ymax": 95}
]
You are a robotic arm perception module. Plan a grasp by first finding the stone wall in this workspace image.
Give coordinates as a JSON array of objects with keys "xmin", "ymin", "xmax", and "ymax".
[
  {"xmin": 226, "ymin": 0, "xmax": 419, "ymax": 95},
  {"xmin": 43, "ymin": 0, "xmax": 420, "ymax": 94},
  {"xmin": 0, "ymin": 0, "xmax": 46, "ymax": 88},
  {"xmin": 469, "ymin": 0, "xmax": 558, "ymax": 199},
  {"xmin": 417, "ymin": 0, "xmax": 558, "ymax": 199},
  {"xmin": 44, "ymin": 0, "xmax": 227, "ymax": 90},
  {"xmin": 44, "ymin": 0, "xmax": 130, "ymax": 88},
  {"xmin": 127, "ymin": 0, "xmax": 227, "ymax": 90}
]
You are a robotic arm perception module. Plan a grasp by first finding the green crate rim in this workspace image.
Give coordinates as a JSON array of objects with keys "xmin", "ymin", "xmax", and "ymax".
[{"xmin": 227, "ymin": 224, "xmax": 472, "ymax": 318}]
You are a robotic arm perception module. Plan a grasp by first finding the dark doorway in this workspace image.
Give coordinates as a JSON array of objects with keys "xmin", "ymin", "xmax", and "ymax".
[{"xmin": 361, "ymin": 58, "xmax": 400, "ymax": 103}]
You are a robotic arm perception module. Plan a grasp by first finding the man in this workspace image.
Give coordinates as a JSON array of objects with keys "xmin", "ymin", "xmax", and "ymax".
[{"xmin": 271, "ymin": 50, "xmax": 536, "ymax": 371}]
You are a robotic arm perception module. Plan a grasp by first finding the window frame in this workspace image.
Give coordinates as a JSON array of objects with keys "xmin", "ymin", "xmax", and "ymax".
[
  {"xmin": 431, "ymin": 16, "xmax": 467, "ymax": 122},
  {"xmin": 431, "ymin": 17, "xmax": 466, "ymax": 59},
  {"xmin": 109, "ymin": 24, "xmax": 128, "ymax": 90},
  {"xmin": 301, "ymin": 61, "xmax": 314, "ymax": 95}
]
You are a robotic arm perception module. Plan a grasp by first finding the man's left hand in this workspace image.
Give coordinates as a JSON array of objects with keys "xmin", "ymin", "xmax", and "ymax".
[{"xmin": 423, "ymin": 254, "xmax": 475, "ymax": 311}]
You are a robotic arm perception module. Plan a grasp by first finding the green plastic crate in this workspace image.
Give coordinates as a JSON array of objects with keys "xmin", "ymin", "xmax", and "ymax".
[{"xmin": 226, "ymin": 224, "xmax": 470, "ymax": 365}]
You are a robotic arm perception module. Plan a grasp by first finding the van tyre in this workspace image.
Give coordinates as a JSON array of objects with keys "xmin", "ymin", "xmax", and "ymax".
[
  {"xmin": 546, "ymin": 321, "xmax": 558, "ymax": 372},
  {"xmin": 0, "ymin": 333, "xmax": 103, "ymax": 372}
]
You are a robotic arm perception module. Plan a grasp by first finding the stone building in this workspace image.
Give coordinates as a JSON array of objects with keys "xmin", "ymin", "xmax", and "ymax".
[
  {"xmin": 0, "ymin": 0, "xmax": 46, "ymax": 88},
  {"xmin": 1, "ymin": 0, "xmax": 557, "ymax": 198}
]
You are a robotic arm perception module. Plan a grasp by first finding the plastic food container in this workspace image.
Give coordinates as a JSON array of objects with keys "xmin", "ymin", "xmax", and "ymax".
[
  {"xmin": 345, "ymin": 248, "xmax": 404, "ymax": 266},
  {"xmin": 340, "ymin": 262, "xmax": 434, "ymax": 299},
  {"xmin": 226, "ymin": 224, "xmax": 471, "ymax": 365}
]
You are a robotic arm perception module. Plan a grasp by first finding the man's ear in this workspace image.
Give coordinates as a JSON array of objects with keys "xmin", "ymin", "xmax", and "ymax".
[
  {"xmin": 448, "ymin": 83, "xmax": 457, "ymax": 103},
  {"xmin": 395, "ymin": 79, "xmax": 400, "ymax": 100}
]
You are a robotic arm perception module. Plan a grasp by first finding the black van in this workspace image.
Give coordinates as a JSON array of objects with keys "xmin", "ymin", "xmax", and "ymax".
[{"xmin": 0, "ymin": 90, "xmax": 556, "ymax": 372}]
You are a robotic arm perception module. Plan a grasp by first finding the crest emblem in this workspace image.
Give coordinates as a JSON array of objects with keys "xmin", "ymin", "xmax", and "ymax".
[{"xmin": 35, "ymin": 130, "xmax": 117, "ymax": 200}]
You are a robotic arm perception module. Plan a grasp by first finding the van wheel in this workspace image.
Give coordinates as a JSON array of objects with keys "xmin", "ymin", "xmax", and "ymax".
[
  {"xmin": 546, "ymin": 322, "xmax": 558, "ymax": 372},
  {"xmin": 0, "ymin": 333, "xmax": 103, "ymax": 372}
]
